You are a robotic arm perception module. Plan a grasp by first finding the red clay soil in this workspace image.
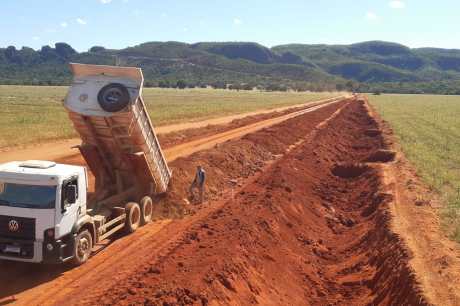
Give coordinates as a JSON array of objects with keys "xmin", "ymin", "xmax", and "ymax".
[
  {"xmin": 0, "ymin": 98, "xmax": 437, "ymax": 306},
  {"xmin": 77, "ymin": 101, "xmax": 429, "ymax": 305},
  {"xmin": 152, "ymin": 101, "xmax": 348, "ymax": 219}
]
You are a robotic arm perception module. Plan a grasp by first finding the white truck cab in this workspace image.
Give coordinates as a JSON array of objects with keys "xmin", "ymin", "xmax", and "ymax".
[
  {"xmin": 0, "ymin": 160, "xmax": 88, "ymax": 263},
  {"xmin": 0, "ymin": 63, "xmax": 172, "ymax": 266}
]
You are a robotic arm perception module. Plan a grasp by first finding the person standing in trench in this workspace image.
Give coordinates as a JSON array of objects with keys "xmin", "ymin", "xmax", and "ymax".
[{"xmin": 189, "ymin": 165, "xmax": 206, "ymax": 203}]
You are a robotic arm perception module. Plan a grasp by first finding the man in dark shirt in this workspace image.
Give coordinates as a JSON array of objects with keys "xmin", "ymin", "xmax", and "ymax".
[{"xmin": 189, "ymin": 165, "xmax": 206, "ymax": 203}]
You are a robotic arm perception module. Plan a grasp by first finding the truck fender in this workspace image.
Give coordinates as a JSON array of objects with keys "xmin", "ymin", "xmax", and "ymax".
[{"xmin": 72, "ymin": 215, "xmax": 97, "ymax": 245}]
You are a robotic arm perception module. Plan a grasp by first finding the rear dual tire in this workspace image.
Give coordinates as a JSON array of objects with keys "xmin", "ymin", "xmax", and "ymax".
[
  {"xmin": 70, "ymin": 197, "xmax": 154, "ymax": 266},
  {"xmin": 125, "ymin": 202, "xmax": 141, "ymax": 234},
  {"xmin": 124, "ymin": 197, "xmax": 153, "ymax": 234},
  {"xmin": 140, "ymin": 196, "xmax": 153, "ymax": 225}
]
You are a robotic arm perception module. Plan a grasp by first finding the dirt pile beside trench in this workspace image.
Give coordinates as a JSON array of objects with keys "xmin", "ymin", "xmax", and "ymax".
[
  {"xmin": 86, "ymin": 100, "xmax": 428, "ymax": 305},
  {"xmin": 152, "ymin": 101, "xmax": 347, "ymax": 219}
]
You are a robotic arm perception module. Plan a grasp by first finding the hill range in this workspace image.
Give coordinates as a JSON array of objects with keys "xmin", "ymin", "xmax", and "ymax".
[{"xmin": 2, "ymin": 41, "xmax": 460, "ymax": 94}]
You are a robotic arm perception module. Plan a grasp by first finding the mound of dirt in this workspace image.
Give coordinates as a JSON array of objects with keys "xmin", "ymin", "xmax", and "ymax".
[
  {"xmin": 86, "ymin": 100, "xmax": 428, "ymax": 305},
  {"xmin": 152, "ymin": 102, "xmax": 347, "ymax": 219}
]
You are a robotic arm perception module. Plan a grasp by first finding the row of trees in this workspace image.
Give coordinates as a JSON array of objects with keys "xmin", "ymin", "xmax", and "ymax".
[
  {"xmin": 357, "ymin": 81, "xmax": 460, "ymax": 95},
  {"xmin": 2, "ymin": 74, "xmax": 459, "ymax": 95},
  {"xmin": 143, "ymin": 79, "xmax": 342, "ymax": 92}
]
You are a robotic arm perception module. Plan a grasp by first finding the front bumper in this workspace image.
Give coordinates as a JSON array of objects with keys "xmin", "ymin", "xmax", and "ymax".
[
  {"xmin": 0, "ymin": 237, "xmax": 42, "ymax": 263},
  {"xmin": 0, "ymin": 235, "xmax": 75, "ymax": 264}
]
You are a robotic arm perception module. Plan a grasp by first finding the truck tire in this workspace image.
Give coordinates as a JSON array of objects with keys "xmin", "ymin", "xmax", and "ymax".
[
  {"xmin": 125, "ymin": 202, "xmax": 141, "ymax": 233},
  {"xmin": 97, "ymin": 83, "xmax": 130, "ymax": 112},
  {"xmin": 72, "ymin": 230, "xmax": 93, "ymax": 266},
  {"xmin": 140, "ymin": 196, "xmax": 153, "ymax": 225}
]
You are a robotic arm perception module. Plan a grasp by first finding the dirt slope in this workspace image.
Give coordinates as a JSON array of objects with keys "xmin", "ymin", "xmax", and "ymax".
[{"xmin": 367, "ymin": 104, "xmax": 460, "ymax": 306}]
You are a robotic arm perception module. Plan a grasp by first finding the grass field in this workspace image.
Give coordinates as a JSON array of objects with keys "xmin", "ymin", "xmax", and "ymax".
[
  {"xmin": 0, "ymin": 85, "xmax": 336, "ymax": 149},
  {"xmin": 369, "ymin": 94, "xmax": 460, "ymax": 241}
]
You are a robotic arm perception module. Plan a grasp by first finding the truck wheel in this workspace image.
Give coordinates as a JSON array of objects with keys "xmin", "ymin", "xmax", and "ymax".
[
  {"xmin": 125, "ymin": 202, "xmax": 141, "ymax": 233},
  {"xmin": 97, "ymin": 83, "xmax": 130, "ymax": 112},
  {"xmin": 140, "ymin": 196, "xmax": 153, "ymax": 225},
  {"xmin": 72, "ymin": 230, "xmax": 93, "ymax": 266}
]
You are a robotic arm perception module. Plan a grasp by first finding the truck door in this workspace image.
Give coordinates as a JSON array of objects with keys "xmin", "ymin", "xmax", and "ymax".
[{"xmin": 56, "ymin": 177, "xmax": 81, "ymax": 239}]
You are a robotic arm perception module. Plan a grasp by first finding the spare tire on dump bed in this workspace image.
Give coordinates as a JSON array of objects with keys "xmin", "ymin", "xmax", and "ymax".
[{"xmin": 97, "ymin": 83, "xmax": 130, "ymax": 112}]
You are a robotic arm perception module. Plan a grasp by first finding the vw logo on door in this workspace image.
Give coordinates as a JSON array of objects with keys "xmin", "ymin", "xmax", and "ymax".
[{"xmin": 8, "ymin": 220, "xmax": 19, "ymax": 232}]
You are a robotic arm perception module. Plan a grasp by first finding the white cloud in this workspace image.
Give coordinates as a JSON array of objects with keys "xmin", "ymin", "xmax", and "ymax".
[
  {"xmin": 32, "ymin": 36, "xmax": 40, "ymax": 41},
  {"xmin": 389, "ymin": 1, "xmax": 405, "ymax": 9},
  {"xmin": 60, "ymin": 22, "xmax": 68, "ymax": 28},
  {"xmin": 233, "ymin": 18, "xmax": 243, "ymax": 25},
  {"xmin": 76, "ymin": 18, "xmax": 87, "ymax": 25},
  {"xmin": 365, "ymin": 11, "xmax": 379, "ymax": 21},
  {"xmin": 100, "ymin": 0, "xmax": 112, "ymax": 3},
  {"xmin": 160, "ymin": 12, "xmax": 167, "ymax": 18}
]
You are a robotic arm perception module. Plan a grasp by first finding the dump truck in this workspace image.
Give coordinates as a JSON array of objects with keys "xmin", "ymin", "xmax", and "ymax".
[{"xmin": 0, "ymin": 63, "xmax": 172, "ymax": 265}]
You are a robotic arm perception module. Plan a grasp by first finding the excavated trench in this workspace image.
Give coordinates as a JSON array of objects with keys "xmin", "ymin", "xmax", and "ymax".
[{"xmin": 78, "ymin": 100, "xmax": 428, "ymax": 305}]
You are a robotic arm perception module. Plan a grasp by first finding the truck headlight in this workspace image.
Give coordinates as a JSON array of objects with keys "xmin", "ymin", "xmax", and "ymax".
[{"xmin": 46, "ymin": 243, "xmax": 54, "ymax": 251}]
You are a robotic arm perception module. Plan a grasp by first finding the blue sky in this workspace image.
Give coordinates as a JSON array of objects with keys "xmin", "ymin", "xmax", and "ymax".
[{"xmin": 1, "ymin": 0, "xmax": 459, "ymax": 51}]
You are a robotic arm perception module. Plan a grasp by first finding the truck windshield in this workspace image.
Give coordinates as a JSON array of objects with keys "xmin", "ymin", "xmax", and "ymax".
[{"xmin": 0, "ymin": 183, "xmax": 56, "ymax": 209}]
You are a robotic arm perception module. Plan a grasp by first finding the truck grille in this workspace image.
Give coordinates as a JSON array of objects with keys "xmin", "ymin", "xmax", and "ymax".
[{"xmin": 0, "ymin": 215, "xmax": 35, "ymax": 240}]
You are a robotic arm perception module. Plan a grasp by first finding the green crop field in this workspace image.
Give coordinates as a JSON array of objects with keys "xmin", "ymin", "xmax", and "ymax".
[
  {"xmin": 0, "ymin": 85, "xmax": 336, "ymax": 149},
  {"xmin": 369, "ymin": 94, "xmax": 460, "ymax": 241}
]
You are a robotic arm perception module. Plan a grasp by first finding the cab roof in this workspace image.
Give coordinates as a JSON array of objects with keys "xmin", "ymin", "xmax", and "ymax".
[{"xmin": 0, "ymin": 161, "xmax": 83, "ymax": 183}]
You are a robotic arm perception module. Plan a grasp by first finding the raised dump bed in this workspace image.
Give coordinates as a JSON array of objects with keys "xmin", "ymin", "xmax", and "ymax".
[
  {"xmin": 0, "ymin": 63, "xmax": 172, "ymax": 266},
  {"xmin": 64, "ymin": 63, "xmax": 171, "ymax": 200}
]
